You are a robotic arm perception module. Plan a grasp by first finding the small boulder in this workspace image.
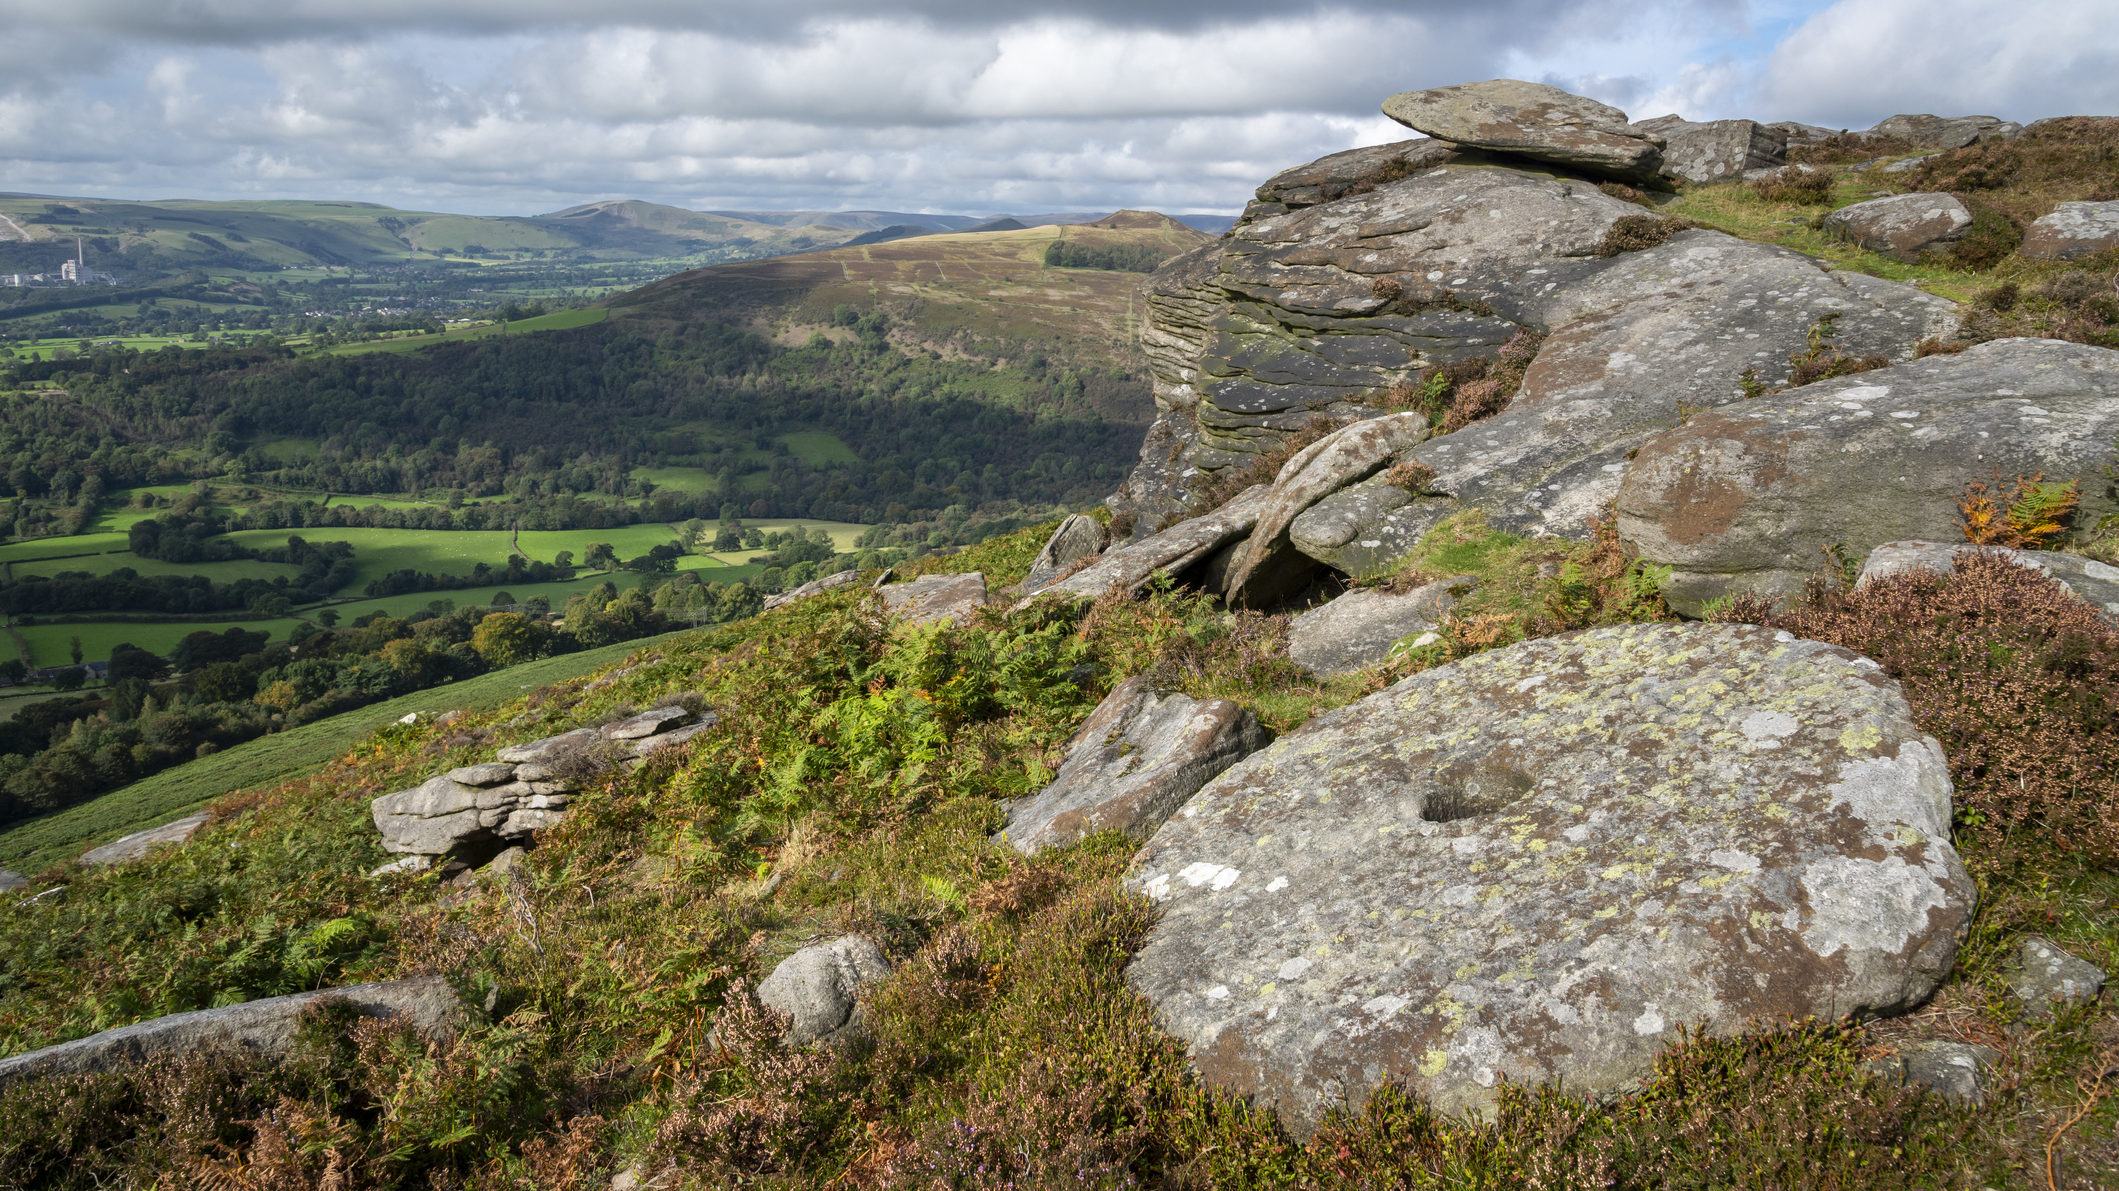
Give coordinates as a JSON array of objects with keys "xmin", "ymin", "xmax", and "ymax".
[
  {"xmin": 78, "ymin": 812, "xmax": 210, "ymax": 868},
  {"xmin": 1635, "ymin": 116, "xmax": 1786, "ymax": 184},
  {"xmin": 603, "ymin": 706, "xmax": 691, "ymax": 740},
  {"xmin": 756, "ymin": 936, "xmax": 892, "ymax": 1046},
  {"xmin": 2021, "ymin": 201, "xmax": 2119, "ymax": 262},
  {"xmin": 0, "ymin": 977, "xmax": 460, "ymax": 1086},
  {"xmin": 631, "ymin": 714, "xmax": 719, "ymax": 758},
  {"xmin": 1822, "ymin": 193, "xmax": 1972, "ymax": 262},
  {"xmin": 445, "ymin": 762, "xmax": 518, "ymax": 787},
  {"xmin": 2008, "ymin": 936, "xmax": 2105, "ymax": 1021},
  {"xmin": 1127, "ymin": 621, "xmax": 1973, "ymax": 1132},
  {"xmin": 1019, "ymin": 485, "xmax": 1274, "ymax": 610},
  {"xmin": 0, "ymin": 869, "xmax": 26, "ymax": 893},
  {"xmin": 1024, "ymin": 514, "xmax": 1107, "ymax": 593},
  {"xmin": 879, "ymin": 572, "xmax": 988, "ymax": 626},
  {"xmin": 1857, "ymin": 541, "xmax": 2119, "ymax": 619},
  {"xmin": 1381, "ymin": 79, "xmax": 1665, "ymax": 182},
  {"xmin": 1892, "ymin": 1040, "xmax": 2001, "ymax": 1105},
  {"xmin": 1769, "ymin": 121, "xmax": 1841, "ymax": 147},
  {"xmin": 1000, "ymin": 677, "xmax": 1267, "ymax": 856},
  {"xmin": 368, "ymin": 855, "xmax": 431, "ymax": 878},
  {"xmin": 1286, "ymin": 580, "xmax": 1461, "ymax": 676},
  {"xmin": 1616, "ymin": 339, "xmax": 2119, "ymax": 615}
]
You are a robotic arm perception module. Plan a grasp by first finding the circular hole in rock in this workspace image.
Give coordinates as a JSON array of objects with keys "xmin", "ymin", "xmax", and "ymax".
[{"xmin": 1422, "ymin": 758, "xmax": 1535, "ymax": 823}]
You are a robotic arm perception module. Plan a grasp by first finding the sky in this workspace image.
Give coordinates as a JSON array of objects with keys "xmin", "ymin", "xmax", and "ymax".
[{"xmin": 2, "ymin": 0, "xmax": 2114, "ymax": 218}]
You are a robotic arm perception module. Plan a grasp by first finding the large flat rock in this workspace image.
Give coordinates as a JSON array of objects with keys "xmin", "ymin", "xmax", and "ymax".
[
  {"xmin": 879, "ymin": 572, "xmax": 988, "ymax": 626},
  {"xmin": 1000, "ymin": 676, "xmax": 1266, "ymax": 856},
  {"xmin": 1127, "ymin": 622, "xmax": 1972, "ymax": 1132},
  {"xmin": 1616, "ymin": 338, "xmax": 2119, "ymax": 615},
  {"xmin": 1020, "ymin": 486, "xmax": 1274, "ymax": 609},
  {"xmin": 0, "ymin": 977, "xmax": 459, "ymax": 1085},
  {"xmin": 1382, "ymin": 79, "xmax": 1665, "ymax": 182},
  {"xmin": 78, "ymin": 812, "xmax": 210, "ymax": 868},
  {"xmin": 1286, "ymin": 580, "xmax": 1459, "ymax": 676}
]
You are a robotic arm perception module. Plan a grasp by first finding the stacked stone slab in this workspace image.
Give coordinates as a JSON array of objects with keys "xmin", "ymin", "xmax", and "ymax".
[
  {"xmin": 372, "ymin": 705, "xmax": 716, "ymax": 860},
  {"xmin": 1635, "ymin": 115, "xmax": 1787, "ymax": 184}
]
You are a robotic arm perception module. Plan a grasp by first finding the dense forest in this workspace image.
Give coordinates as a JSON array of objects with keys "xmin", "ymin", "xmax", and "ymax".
[{"xmin": 0, "ymin": 310, "xmax": 1149, "ymax": 538}]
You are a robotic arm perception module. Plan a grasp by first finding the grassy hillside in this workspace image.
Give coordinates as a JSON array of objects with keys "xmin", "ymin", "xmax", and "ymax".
[
  {"xmin": 0, "ymin": 517, "xmax": 2112, "ymax": 1187},
  {"xmin": 614, "ymin": 210, "xmax": 1213, "ymax": 373}
]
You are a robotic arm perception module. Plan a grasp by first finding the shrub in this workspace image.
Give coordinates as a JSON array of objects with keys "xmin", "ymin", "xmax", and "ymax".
[
  {"xmin": 1597, "ymin": 213, "xmax": 1694, "ymax": 256},
  {"xmin": 1385, "ymin": 459, "xmax": 1436, "ymax": 494},
  {"xmin": 1948, "ymin": 200, "xmax": 2024, "ymax": 270},
  {"xmin": 1713, "ymin": 552, "xmax": 2119, "ymax": 862},
  {"xmin": 1956, "ymin": 471, "xmax": 2080, "ymax": 548},
  {"xmin": 1750, "ymin": 166, "xmax": 1834, "ymax": 204},
  {"xmin": 1784, "ymin": 313, "xmax": 1891, "ymax": 388}
]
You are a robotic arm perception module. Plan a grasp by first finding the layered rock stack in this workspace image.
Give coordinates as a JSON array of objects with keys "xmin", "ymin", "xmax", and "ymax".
[{"xmin": 371, "ymin": 704, "xmax": 715, "ymax": 863}]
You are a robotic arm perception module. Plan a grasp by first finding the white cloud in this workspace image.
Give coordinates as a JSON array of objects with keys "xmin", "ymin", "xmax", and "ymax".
[{"xmin": 1756, "ymin": 0, "xmax": 2119, "ymax": 126}]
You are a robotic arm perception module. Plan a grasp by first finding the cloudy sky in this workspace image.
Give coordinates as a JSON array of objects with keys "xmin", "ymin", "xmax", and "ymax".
[{"xmin": 2, "ymin": 0, "xmax": 2113, "ymax": 217}]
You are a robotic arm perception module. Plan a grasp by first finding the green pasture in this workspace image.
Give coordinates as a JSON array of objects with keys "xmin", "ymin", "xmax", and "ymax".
[
  {"xmin": 8, "ymin": 552, "xmax": 303, "ymax": 584},
  {"xmin": 0, "ymin": 688, "xmax": 85, "ymax": 723},
  {"xmin": 14, "ymin": 617, "xmax": 306, "ymax": 669},
  {"xmin": 777, "ymin": 430, "xmax": 860, "ymax": 465},
  {"xmin": 632, "ymin": 466, "xmax": 717, "ymax": 494},
  {"xmin": 0, "ymin": 633, "xmax": 686, "ymax": 872},
  {"xmin": 0, "ymin": 534, "xmax": 131, "ymax": 564}
]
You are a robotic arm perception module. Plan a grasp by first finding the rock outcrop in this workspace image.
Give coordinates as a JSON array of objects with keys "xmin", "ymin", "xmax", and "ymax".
[
  {"xmin": 1381, "ymin": 79, "xmax": 1666, "ymax": 182},
  {"xmin": 79, "ymin": 812, "xmax": 210, "ymax": 867},
  {"xmin": 1635, "ymin": 116, "xmax": 1786, "ymax": 183},
  {"xmin": 1857, "ymin": 541, "xmax": 2119, "ymax": 617},
  {"xmin": 1110, "ymin": 86, "xmax": 1959, "ymax": 555},
  {"xmin": 1127, "ymin": 621, "xmax": 1972, "ymax": 1131},
  {"xmin": 0, "ymin": 869, "xmax": 25, "ymax": 893},
  {"xmin": 1024, "ymin": 514, "xmax": 1107, "ymax": 593},
  {"xmin": 999, "ymin": 677, "xmax": 1266, "ymax": 856},
  {"xmin": 1616, "ymin": 339, "xmax": 2119, "ymax": 615},
  {"xmin": 878, "ymin": 572, "xmax": 987, "ymax": 626},
  {"xmin": 2021, "ymin": 200, "xmax": 2119, "ymax": 261},
  {"xmin": 762, "ymin": 569, "xmax": 860, "ymax": 612},
  {"xmin": 1822, "ymin": 194, "xmax": 1973, "ymax": 262},
  {"xmin": 1225, "ymin": 413, "xmax": 1432, "ymax": 607},
  {"xmin": 757, "ymin": 937, "xmax": 891, "ymax": 1046},
  {"xmin": 1285, "ymin": 580, "xmax": 1460, "ymax": 676},
  {"xmin": 0, "ymin": 977, "xmax": 459, "ymax": 1086},
  {"xmin": 2008, "ymin": 936, "xmax": 2105, "ymax": 1021},
  {"xmin": 373, "ymin": 705, "xmax": 716, "ymax": 859},
  {"xmin": 1868, "ymin": 113, "xmax": 2020, "ymax": 148}
]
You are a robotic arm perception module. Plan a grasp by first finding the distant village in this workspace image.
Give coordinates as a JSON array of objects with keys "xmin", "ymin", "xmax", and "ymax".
[{"xmin": 2, "ymin": 239, "xmax": 117, "ymax": 287}]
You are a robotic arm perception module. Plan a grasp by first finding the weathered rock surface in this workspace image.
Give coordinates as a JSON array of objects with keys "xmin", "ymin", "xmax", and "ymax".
[
  {"xmin": 1616, "ymin": 339, "xmax": 2119, "ymax": 615},
  {"xmin": 1248, "ymin": 138, "xmax": 1459, "ymax": 219},
  {"xmin": 0, "ymin": 869, "xmax": 25, "ymax": 893},
  {"xmin": 1127, "ymin": 621, "xmax": 1972, "ymax": 1131},
  {"xmin": 1286, "ymin": 580, "xmax": 1460, "ymax": 676},
  {"xmin": 1769, "ymin": 121, "xmax": 1841, "ymax": 147},
  {"xmin": 2008, "ymin": 936, "xmax": 2105, "ymax": 1021},
  {"xmin": 1857, "ymin": 541, "xmax": 2119, "ymax": 618},
  {"xmin": 79, "ymin": 812, "xmax": 210, "ymax": 868},
  {"xmin": 1822, "ymin": 193, "xmax": 1972, "ymax": 262},
  {"xmin": 2021, "ymin": 200, "xmax": 2119, "ymax": 261},
  {"xmin": 1024, "ymin": 514, "xmax": 1107, "ymax": 593},
  {"xmin": 1226, "ymin": 413, "xmax": 1432, "ymax": 607},
  {"xmin": 1000, "ymin": 677, "xmax": 1266, "ymax": 856},
  {"xmin": 1893, "ymin": 1040, "xmax": 2000, "ymax": 1105},
  {"xmin": 762, "ymin": 568, "xmax": 860, "ymax": 612},
  {"xmin": 1868, "ymin": 113, "xmax": 2020, "ymax": 148},
  {"xmin": 0, "ymin": 977, "xmax": 459, "ymax": 1086},
  {"xmin": 1287, "ymin": 234, "xmax": 1958, "ymax": 577},
  {"xmin": 1020, "ymin": 486, "xmax": 1274, "ymax": 609},
  {"xmin": 375, "ymin": 705, "xmax": 715, "ymax": 857},
  {"xmin": 878, "ymin": 572, "xmax": 988, "ymax": 626},
  {"xmin": 1382, "ymin": 79, "xmax": 1665, "ymax": 182},
  {"xmin": 757, "ymin": 937, "xmax": 892, "ymax": 1046},
  {"xmin": 1635, "ymin": 116, "xmax": 1786, "ymax": 183}
]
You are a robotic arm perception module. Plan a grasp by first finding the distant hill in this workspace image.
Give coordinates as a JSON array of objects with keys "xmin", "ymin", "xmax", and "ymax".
[{"xmin": 611, "ymin": 210, "xmax": 1214, "ymax": 390}]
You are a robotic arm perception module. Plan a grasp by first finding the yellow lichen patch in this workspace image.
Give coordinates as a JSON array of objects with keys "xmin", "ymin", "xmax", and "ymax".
[
  {"xmin": 1839, "ymin": 723, "xmax": 1883, "ymax": 753},
  {"xmin": 1418, "ymin": 1048, "xmax": 1449, "ymax": 1077}
]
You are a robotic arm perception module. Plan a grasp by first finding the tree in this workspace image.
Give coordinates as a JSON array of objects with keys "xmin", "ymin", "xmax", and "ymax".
[
  {"xmin": 314, "ymin": 608, "xmax": 340, "ymax": 628},
  {"xmin": 108, "ymin": 642, "xmax": 166, "ymax": 683},
  {"xmin": 0, "ymin": 659, "xmax": 24, "ymax": 686},
  {"xmin": 68, "ymin": 636, "xmax": 83, "ymax": 666},
  {"xmin": 471, "ymin": 612, "xmax": 547, "ymax": 667},
  {"xmin": 584, "ymin": 542, "xmax": 618, "ymax": 571},
  {"xmin": 51, "ymin": 667, "xmax": 86, "ymax": 692}
]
